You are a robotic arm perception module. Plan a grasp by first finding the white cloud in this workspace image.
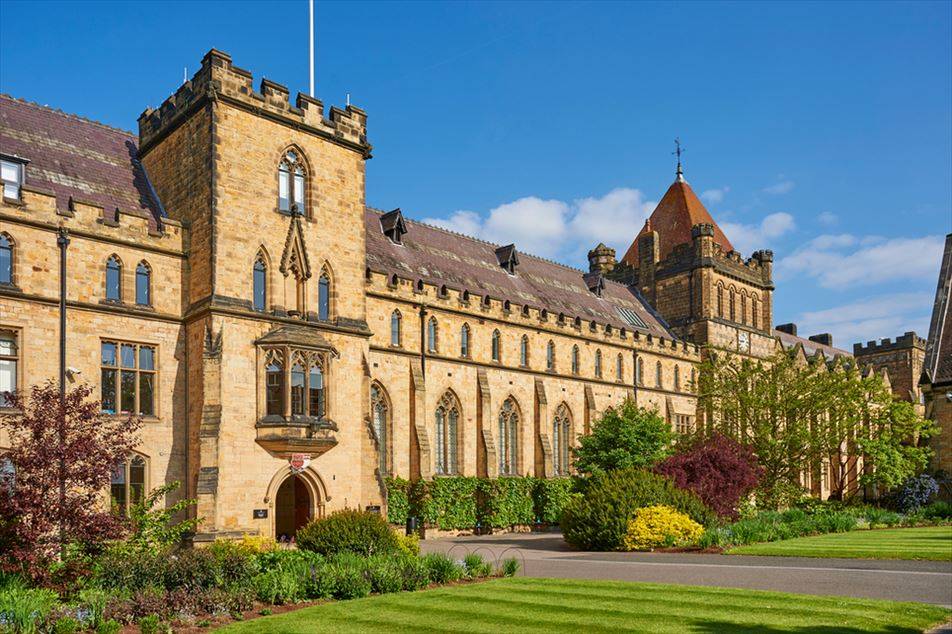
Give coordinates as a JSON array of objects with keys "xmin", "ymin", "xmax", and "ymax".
[
  {"xmin": 777, "ymin": 234, "xmax": 944, "ymax": 289},
  {"xmin": 817, "ymin": 211, "xmax": 838, "ymax": 226},
  {"xmin": 423, "ymin": 187, "xmax": 655, "ymax": 261},
  {"xmin": 763, "ymin": 179, "xmax": 795, "ymax": 195},
  {"xmin": 791, "ymin": 292, "xmax": 933, "ymax": 349},
  {"xmin": 720, "ymin": 212, "xmax": 796, "ymax": 255},
  {"xmin": 701, "ymin": 186, "xmax": 730, "ymax": 204}
]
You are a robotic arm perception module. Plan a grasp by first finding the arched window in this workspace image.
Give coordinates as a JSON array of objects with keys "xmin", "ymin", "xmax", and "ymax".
[
  {"xmin": 460, "ymin": 323, "xmax": 471, "ymax": 358},
  {"xmin": 690, "ymin": 368, "xmax": 696, "ymax": 392},
  {"xmin": 427, "ymin": 318, "xmax": 438, "ymax": 353},
  {"xmin": 546, "ymin": 340, "xmax": 555, "ymax": 371},
  {"xmin": 571, "ymin": 345, "xmax": 579, "ymax": 375},
  {"xmin": 716, "ymin": 284, "xmax": 724, "ymax": 318},
  {"xmin": 594, "ymin": 350, "xmax": 602, "ymax": 378},
  {"xmin": 616, "ymin": 353, "xmax": 624, "ymax": 382},
  {"xmin": 278, "ymin": 149, "xmax": 307, "ymax": 214},
  {"xmin": 740, "ymin": 293, "xmax": 747, "ymax": 325},
  {"xmin": 318, "ymin": 270, "xmax": 331, "ymax": 321},
  {"xmin": 309, "ymin": 357, "xmax": 325, "ymax": 418},
  {"xmin": 656, "ymin": 361, "xmax": 663, "ymax": 388},
  {"xmin": 0, "ymin": 234, "xmax": 13, "ymax": 285},
  {"xmin": 729, "ymin": 288, "xmax": 736, "ymax": 322},
  {"xmin": 498, "ymin": 397, "xmax": 519, "ymax": 476},
  {"xmin": 520, "ymin": 335, "xmax": 529, "ymax": 367},
  {"xmin": 111, "ymin": 455, "xmax": 146, "ymax": 516},
  {"xmin": 371, "ymin": 383, "xmax": 389, "ymax": 476},
  {"xmin": 253, "ymin": 256, "xmax": 267, "ymax": 312},
  {"xmin": 751, "ymin": 295, "xmax": 760, "ymax": 329},
  {"xmin": 265, "ymin": 349, "xmax": 285, "ymax": 416},
  {"xmin": 674, "ymin": 365, "xmax": 681, "ymax": 391},
  {"xmin": 636, "ymin": 357, "xmax": 644, "ymax": 385},
  {"xmin": 390, "ymin": 310, "xmax": 402, "ymax": 347},
  {"xmin": 435, "ymin": 392, "xmax": 460, "ymax": 475},
  {"xmin": 135, "ymin": 262, "xmax": 151, "ymax": 306},
  {"xmin": 105, "ymin": 255, "xmax": 122, "ymax": 301},
  {"xmin": 552, "ymin": 403, "xmax": 571, "ymax": 476},
  {"xmin": 491, "ymin": 329, "xmax": 501, "ymax": 363}
]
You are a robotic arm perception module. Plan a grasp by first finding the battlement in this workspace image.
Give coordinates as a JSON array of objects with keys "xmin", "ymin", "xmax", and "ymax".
[
  {"xmin": 138, "ymin": 49, "xmax": 371, "ymax": 157},
  {"xmin": 853, "ymin": 331, "xmax": 927, "ymax": 356}
]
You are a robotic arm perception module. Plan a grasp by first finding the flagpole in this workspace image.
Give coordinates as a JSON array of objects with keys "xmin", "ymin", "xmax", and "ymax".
[{"xmin": 309, "ymin": 0, "xmax": 315, "ymax": 97}]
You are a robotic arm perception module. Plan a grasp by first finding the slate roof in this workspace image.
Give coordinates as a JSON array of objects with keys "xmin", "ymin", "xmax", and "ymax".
[
  {"xmin": 622, "ymin": 176, "xmax": 734, "ymax": 265},
  {"xmin": 775, "ymin": 329, "xmax": 851, "ymax": 361},
  {"xmin": 923, "ymin": 233, "xmax": 952, "ymax": 386},
  {"xmin": 365, "ymin": 208, "xmax": 674, "ymax": 339},
  {"xmin": 0, "ymin": 94, "xmax": 163, "ymax": 227}
]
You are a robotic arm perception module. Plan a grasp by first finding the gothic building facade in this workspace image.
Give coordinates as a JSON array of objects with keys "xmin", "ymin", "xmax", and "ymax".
[{"xmin": 0, "ymin": 49, "xmax": 933, "ymax": 540}]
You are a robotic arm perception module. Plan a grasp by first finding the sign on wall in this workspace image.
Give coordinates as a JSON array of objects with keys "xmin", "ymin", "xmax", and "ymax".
[{"xmin": 290, "ymin": 453, "xmax": 310, "ymax": 473}]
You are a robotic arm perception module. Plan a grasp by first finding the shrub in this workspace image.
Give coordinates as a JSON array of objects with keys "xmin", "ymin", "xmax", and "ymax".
[
  {"xmin": 52, "ymin": 616, "xmax": 81, "ymax": 634},
  {"xmin": 297, "ymin": 509, "xmax": 401, "ymax": 557},
  {"xmin": 500, "ymin": 558, "xmax": 520, "ymax": 577},
  {"xmin": 561, "ymin": 469, "xmax": 715, "ymax": 551},
  {"xmin": 252, "ymin": 568, "xmax": 302, "ymax": 605},
  {"xmin": 897, "ymin": 474, "xmax": 939, "ymax": 513},
  {"xmin": 623, "ymin": 505, "xmax": 704, "ymax": 551},
  {"xmin": 77, "ymin": 588, "xmax": 113, "ymax": 631},
  {"xmin": 93, "ymin": 544, "xmax": 165, "ymax": 592},
  {"xmin": 413, "ymin": 478, "xmax": 479, "ymax": 530},
  {"xmin": 138, "ymin": 614, "xmax": 165, "ymax": 634},
  {"xmin": 420, "ymin": 553, "xmax": 463, "ymax": 584},
  {"xmin": 365, "ymin": 556, "xmax": 404, "ymax": 594},
  {"xmin": 328, "ymin": 561, "xmax": 372, "ymax": 600},
  {"xmin": 655, "ymin": 433, "xmax": 763, "ymax": 520},
  {"xmin": 462, "ymin": 554, "xmax": 492, "ymax": 578},
  {"xmin": 0, "ymin": 579, "xmax": 59, "ymax": 634},
  {"xmin": 397, "ymin": 556, "xmax": 430, "ymax": 591},
  {"xmin": 572, "ymin": 399, "xmax": 673, "ymax": 477},
  {"xmin": 396, "ymin": 533, "xmax": 420, "ymax": 557},
  {"xmin": 384, "ymin": 477, "xmax": 411, "ymax": 526},
  {"xmin": 534, "ymin": 478, "xmax": 575, "ymax": 524},
  {"xmin": 96, "ymin": 620, "xmax": 121, "ymax": 634},
  {"xmin": 477, "ymin": 477, "xmax": 535, "ymax": 528},
  {"xmin": 922, "ymin": 501, "xmax": 952, "ymax": 520}
]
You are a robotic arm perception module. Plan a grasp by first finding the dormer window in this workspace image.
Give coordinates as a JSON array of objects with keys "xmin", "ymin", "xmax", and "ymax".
[
  {"xmin": 1, "ymin": 157, "xmax": 25, "ymax": 201},
  {"xmin": 495, "ymin": 244, "xmax": 519, "ymax": 275},
  {"xmin": 380, "ymin": 208, "xmax": 407, "ymax": 245},
  {"xmin": 278, "ymin": 150, "xmax": 306, "ymax": 215},
  {"xmin": 585, "ymin": 273, "xmax": 605, "ymax": 298}
]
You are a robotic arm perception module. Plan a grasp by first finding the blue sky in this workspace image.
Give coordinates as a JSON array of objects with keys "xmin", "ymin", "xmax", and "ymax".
[{"xmin": 1, "ymin": 0, "xmax": 949, "ymax": 348}]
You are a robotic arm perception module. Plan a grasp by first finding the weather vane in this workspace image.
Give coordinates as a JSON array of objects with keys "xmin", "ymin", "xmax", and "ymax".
[{"xmin": 673, "ymin": 137, "xmax": 685, "ymax": 181}]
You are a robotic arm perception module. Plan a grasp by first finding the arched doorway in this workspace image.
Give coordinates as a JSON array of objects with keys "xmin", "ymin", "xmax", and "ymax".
[{"xmin": 274, "ymin": 474, "xmax": 312, "ymax": 540}]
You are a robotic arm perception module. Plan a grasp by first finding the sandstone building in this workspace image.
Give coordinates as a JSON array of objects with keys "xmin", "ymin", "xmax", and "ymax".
[
  {"xmin": 0, "ymin": 49, "xmax": 936, "ymax": 540},
  {"xmin": 920, "ymin": 234, "xmax": 952, "ymax": 478}
]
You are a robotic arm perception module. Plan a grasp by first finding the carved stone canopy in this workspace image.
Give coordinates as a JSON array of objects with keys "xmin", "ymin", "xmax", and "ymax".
[{"xmin": 255, "ymin": 324, "xmax": 339, "ymax": 356}]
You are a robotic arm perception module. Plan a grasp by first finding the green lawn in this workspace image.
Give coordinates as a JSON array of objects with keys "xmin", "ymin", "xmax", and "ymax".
[
  {"xmin": 217, "ymin": 577, "xmax": 950, "ymax": 633},
  {"xmin": 728, "ymin": 526, "xmax": 952, "ymax": 561}
]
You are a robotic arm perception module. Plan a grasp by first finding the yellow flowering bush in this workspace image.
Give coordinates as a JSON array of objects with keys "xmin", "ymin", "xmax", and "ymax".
[{"xmin": 623, "ymin": 505, "xmax": 704, "ymax": 551}]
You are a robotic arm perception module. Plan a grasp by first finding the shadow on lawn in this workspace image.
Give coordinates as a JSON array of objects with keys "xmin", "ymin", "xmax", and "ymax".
[{"xmin": 689, "ymin": 622, "xmax": 943, "ymax": 634}]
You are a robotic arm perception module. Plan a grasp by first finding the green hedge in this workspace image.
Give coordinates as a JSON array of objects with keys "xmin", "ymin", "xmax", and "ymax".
[{"xmin": 383, "ymin": 476, "xmax": 574, "ymax": 530}]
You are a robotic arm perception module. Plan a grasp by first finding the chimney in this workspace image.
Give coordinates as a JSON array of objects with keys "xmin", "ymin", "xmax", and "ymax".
[
  {"xmin": 776, "ymin": 323, "xmax": 797, "ymax": 336},
  {"xmin": 587, "ymin": 243, "xmax": 616, "ymax": 274},
  {"xmin": 808, "ymin": 333, "xmax": 833, "ymax": 347}
]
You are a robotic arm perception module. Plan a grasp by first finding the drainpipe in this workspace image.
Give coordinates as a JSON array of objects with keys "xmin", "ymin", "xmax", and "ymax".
[
  {"xmin": 418, "ymin": 303, "xmax": 428, "ymax": 375},
  {"xmin": 57, "ymin": 227, "xmax": 69, "ymax": 553}
]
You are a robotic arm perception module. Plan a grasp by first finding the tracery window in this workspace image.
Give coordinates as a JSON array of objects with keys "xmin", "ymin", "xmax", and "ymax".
[
  {"xmin": 111, "ymin": 455, "xmax": 146, "ymax": 516},
  {"xmin": 552, "ymin": 403, "xmax": 572, "ymax": 476},
  {"xmin": 262, "ymin": 348, "xmax": 327, "ymax": 420},
  {"xmin": 435, "ymin": 391, "xmax": 460, "ymax": 475},
  {"xmin": 0, "ymin": 234, "xmax": 13, "ymax": 285},
  {"xmin": 390, "ymin": 311, "xmax": 402, "ymax": 347},
  {"xmin": 498, "ymin": 397, "xmax": 519, "ymax": 476},
  {"xmin": 135, "ymin": 261, "xmax": 151, "ymax": 306},
  {"xmin": 278, "ymin": 149, "xmax": 307, "ymax": 214},
  {"xmin": 105, "ymin": 255, "xmax": 122, "ymax": 301},
  {"xmin": 460, "ymin": 324, "xmax": 471, "ymax": 358},
  {"xmin": 101, "ymin": 341, "xmax": 156, "ymax": 416},
  {"xmin": 491, "ymin": 329, "xmax": 501, "ymax": 363},
  {"xmin": 427, "ymin": 318, "xmax": 438, "ymax": 353},
  {"xmin": 371, "ymin": 383, "xmax": 389, "ymax": 476}
]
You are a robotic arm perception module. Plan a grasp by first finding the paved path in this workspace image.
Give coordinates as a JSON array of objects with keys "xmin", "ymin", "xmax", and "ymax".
[{"xmin": 420, "ymin": 531, "xmax": 952, "ymax": 608}]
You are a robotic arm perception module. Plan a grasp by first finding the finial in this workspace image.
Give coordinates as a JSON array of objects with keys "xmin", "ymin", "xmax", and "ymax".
[{"xmin": 673, "ymin": 137, "xmax": 684, "ymax": 182}]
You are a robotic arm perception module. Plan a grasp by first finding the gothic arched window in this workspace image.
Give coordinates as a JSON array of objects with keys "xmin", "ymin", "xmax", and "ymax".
[
  {"xmin": 546, "ymin": 340, "xmax": 556, "ymax": 371},
  {"xmin": 552, "ymin": 403, "xmax": 572, "ymax": 476},
  {"xmin": 636, "ymin": 357, "xmax": 644, "ymax": 385},
  {"xmin": 729, "ymin": 288, "xmax": 736, "ymax": 322},
  {"xmin": 498, "ymin": 397, "xmax": 520, "ymax": 476},
  {"xmin": 674, "ymin": 365, "xmax": 681, "ymax": 392},
  {"xmin": 309, "ymin": 357, "xmax": 325, "ymax": 418},
  {"xmin": 520, "ymin": 335, "xmax": 529, "ymax": 367},
  {"xmin": 435, "ymin": 391, "xmax": 460, "ymax": 475},
  {"xmin": 751, "ymin": 295, "xmax": 760, "ymax": 329},
  {"xmin": 318, "ymin": 271, "xmax": 331, "ymax": 321},
  {"xmin": 656, "ymin": 361, "xmax": 663, "ymax": 388},
  {"xmin": 371, "ymin": 383, "xmax": 389, "ymax": 476},
  {"xmin": 111, "ymin": 455, "xmax": 146, "ymax": 516},
  {"xmin": 105, "ymin": 255, "xmax": 122, "ymax": 301},
  {"xmin": 265, "ymin": 349, "xmax": 285, "ymax": 416},
  {"xmin": 716, "ymin": 284, "xmax": 724, "ymax": 318},
  {"xmin": 571, "ymin": 345, "xmax": 579, "ymax": 375},
  {"xmin": 460, "ymin": 323, "xmax": 471, "ymax": 358},
  {"xmin": 491, "ymin": 329, "xmax": 501, "ymax": 363},
  {"xmin": 278, "ymin": 149, "xmax": 307, "ymax": 215},
  {"xmin": 740, "ymin": 293, "xmax": 748, "ymax": 325},
  {"xmin": 594, "ymin": 350, "xmax": 602, "ymax": 378},
  {"xmin": 290, "ymin": 353, "xmax": 307, "ymax": 416},
  {"xmin": 135, "ymin": 261, "xmax": 151, "ymax": 306},
  {"xmin": 427, "ymin": 318, "xmax": 438, "ymax": 353},
  {"xmin": 390, "ymin": 310, "xmax": 402, "ymax": 346},
  {"xmin": 253, "ymin": 255, "xmax": 268, "ymax": 312},
  {"xmin": 0, "ymin": 234, "xmax": 13, "ymax": 285},
  {"xmin": 616, "ymin": 353, "xmax": 624, "ymax": 382}
]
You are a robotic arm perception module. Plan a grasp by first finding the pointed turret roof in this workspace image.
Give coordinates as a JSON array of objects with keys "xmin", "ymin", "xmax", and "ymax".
[{"xmin": 621, "ymin": 176, "xmax": 734, "ymax": 266}]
